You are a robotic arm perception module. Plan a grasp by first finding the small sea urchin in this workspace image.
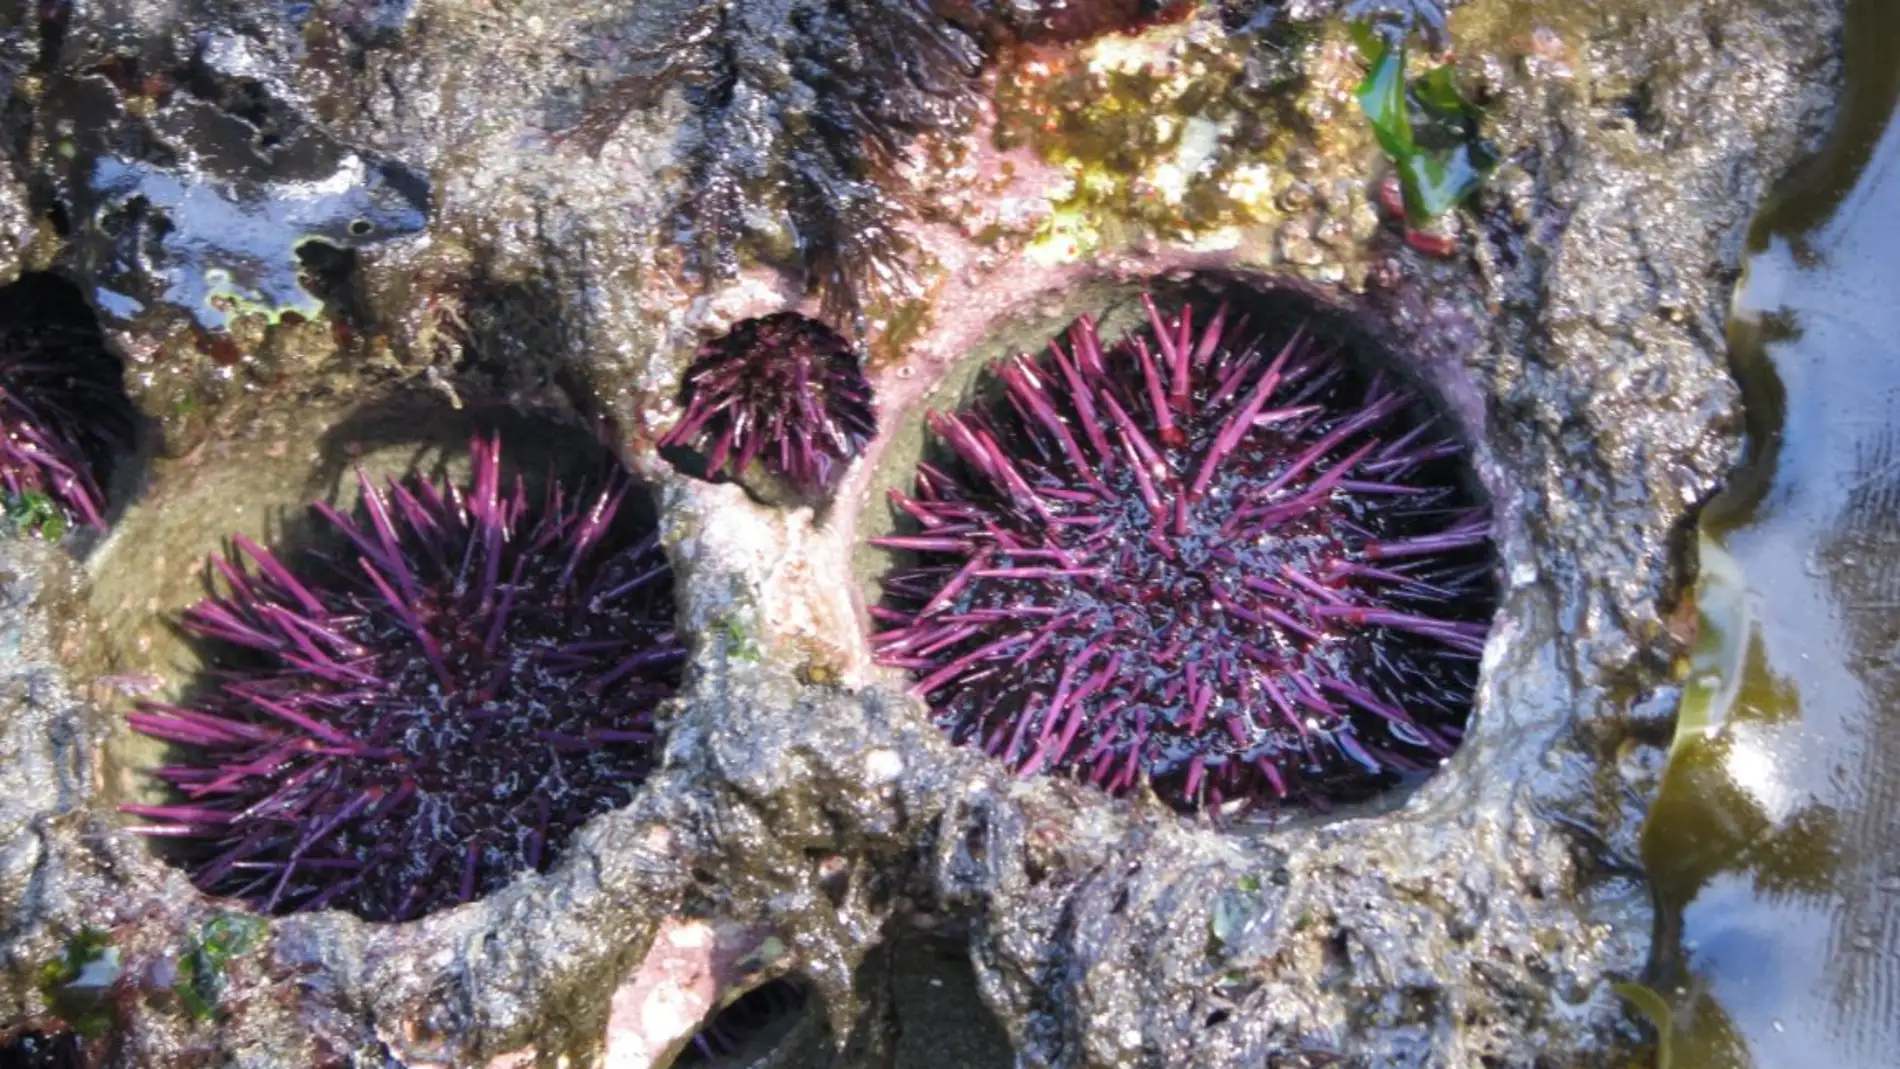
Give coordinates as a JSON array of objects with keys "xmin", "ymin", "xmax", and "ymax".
[
  {"xmin": 123, "ymin": 436, "xmax": 683, "ymax": 920},
  {"xmin": 872, "ymin": 295, "xmax": 1495, "ymax": 814},
  {"xmin": 660, "ymin": 314, "xmax": 877, "ymax": 496},
  {"xmin": 0, "ymin": 275, "xmax": 132, "ymax": 533}
]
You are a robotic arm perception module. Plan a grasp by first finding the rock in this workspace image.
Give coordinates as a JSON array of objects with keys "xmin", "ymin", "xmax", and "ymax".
[{"xmin": 0, "ymin": 0, "xmax": 1846, "ymax": 1065}]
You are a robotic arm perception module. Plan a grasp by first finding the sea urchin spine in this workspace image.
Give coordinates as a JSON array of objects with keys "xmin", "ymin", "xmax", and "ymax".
[
  {"xmin": 124, "ymin": 436, "xmax": 683, "ymax": 920},
  {"xmin": 0, "ymin": 277, "xmax": 132, "ymax": 532},
  {"xmin": 659, "ymin": 313, "xmax": 877, "ymax": 496},
  {"xmin": 872, "ymin": 296, "xmax": 1495, "ymax": 814}
]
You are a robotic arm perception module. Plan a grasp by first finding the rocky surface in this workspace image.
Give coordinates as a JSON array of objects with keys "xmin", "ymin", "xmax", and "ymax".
[{"xmin": 0, "ymin": 0, "xmax": 1845, "ymax": 1066}]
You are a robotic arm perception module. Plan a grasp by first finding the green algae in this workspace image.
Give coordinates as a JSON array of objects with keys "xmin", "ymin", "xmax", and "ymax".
[
  {"xmin": 1350, "ymin": 21, "xmax": 1497, "ymax": 222},
  {"xmin": 37, "ymin": 928, "xmax": 118, "ymax": 1039},
  {"xmin": 1613, "ymin": 981, "xmax": 1676, "ymax": 1069},
  {"xmin": 1207, "ymin": 874, "xmax": 1264, "ymax": 953},
  {"xmin": 717, "ymin": 612, "xmax": 764, "ymax": 665},
  {"xmin": 173, "ymin": 913, "xmax": 267, "ymax": 1023},
  {"xmin": 992, "ymin": 22, "xmax": 1314, "ymax": 259}
]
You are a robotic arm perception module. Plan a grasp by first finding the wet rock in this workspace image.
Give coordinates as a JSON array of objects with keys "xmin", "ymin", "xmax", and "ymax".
[
  {"xmin": 0, "ymin": 176, "xmax": 32, "ymax": 287},
  {"xmin": 42, "ymin": 73, "xmax": 429, "ymax": 333},
  {"xmin": 0, "ymin": 0, "xmax": 1848, "ymax": 1067}
]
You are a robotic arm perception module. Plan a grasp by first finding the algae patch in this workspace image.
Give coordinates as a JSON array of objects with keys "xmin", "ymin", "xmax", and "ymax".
[
  {"xmin": 4, "ymin": 491, "xmax": 67, "ymax": 541},
  {"xmin": 37, "ymin": 928, "xmax": 119, "ymax": 1038},
  {"xmin": 173, "ymin": 913, "xmax": 267, "ymax": 1023},
  {"xmin": 994, "ymin": 19, "xmax": 1317, "ymax": 260}
]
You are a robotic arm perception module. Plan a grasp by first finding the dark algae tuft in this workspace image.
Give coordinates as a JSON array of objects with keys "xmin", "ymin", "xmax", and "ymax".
[
  {"xmin": 660, "ymin": 313, "xmax": 877, "ymax": 498},
  {"xmin": 872, "ymin": 295, "xmax": 1496, "ymax": 814},
  {"xmin": 964, "ymin": 0, "xmax": 1200, "ymax": 43},
  {"xmin": 573, "ymin": 0, "xmax": 982, "ymax": 328},
  {"xmin": 122, "ymin": 436, "xmax": 683, "ymax": 920},
  {"xmin": 567, "ymin": 1, "xmax": 1225, "ymax": 322}
]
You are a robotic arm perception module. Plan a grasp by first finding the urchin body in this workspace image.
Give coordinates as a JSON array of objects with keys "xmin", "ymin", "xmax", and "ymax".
[
  {"xmin": 661, "ymin": 313, "xmax": 877, "ymax": 496},
  {"xmin": 873, "ymin": 298, "xmax": 1494, "ymax": 814},
  {"xmin": 125, "ymin": 438, "xmax": 683, "ymax": 920}
]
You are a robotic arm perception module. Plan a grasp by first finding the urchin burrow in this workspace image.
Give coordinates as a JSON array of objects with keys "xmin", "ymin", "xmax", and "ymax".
[
  {"xmin": 0, "ymin": 274, "xmax": 136, "ymax": 533},
  {"xmin": 867, "ymin": 287, "xmax": 1498, "ymax": 817},
  {"xmin": 121, "ymin": 433, "xmax": 683, "ymax": 921}
]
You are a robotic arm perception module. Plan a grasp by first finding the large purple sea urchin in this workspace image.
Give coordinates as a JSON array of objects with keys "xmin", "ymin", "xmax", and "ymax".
[
  {"xmin": 0, "ymin": 275, "xmax": 133, "ymax": 532},
  {"xmin": 123, "ymin": 436, "xmax": 683, "ymax": 920},
  {"xmin": 871, "ymin": 296, "xmax": 1496, "ymax": 814},
  {"xmin": 659, "ymin": 313, "xmax": 877, "ymax": 496}
]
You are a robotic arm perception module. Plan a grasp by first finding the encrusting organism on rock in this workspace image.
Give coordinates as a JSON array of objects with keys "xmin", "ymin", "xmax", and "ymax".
[{"xmin": 0, "ymin": 276, "xmax": 132, "ymax": 533}]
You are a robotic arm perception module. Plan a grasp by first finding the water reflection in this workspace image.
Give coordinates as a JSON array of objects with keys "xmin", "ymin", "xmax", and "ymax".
[{"xmin": 1645, "ymin": 0, "xmax": 1900, "ymax": 1063}]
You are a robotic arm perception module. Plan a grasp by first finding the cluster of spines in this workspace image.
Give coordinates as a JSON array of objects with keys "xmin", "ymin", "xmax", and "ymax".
[
  {"xmin": 659, "ymin": 314, "xmax": 877, "ymax": 496},
  {"xmin": 0, "ymin": 277, "xmax": 132, "ymax": 531},
  {"xmin": 124, "ymin": 436, "xmax": 682, "ymax": 920},
  {"xmin": 872, "ymin": 296, "xmax": 1493, "ymax": 813}
]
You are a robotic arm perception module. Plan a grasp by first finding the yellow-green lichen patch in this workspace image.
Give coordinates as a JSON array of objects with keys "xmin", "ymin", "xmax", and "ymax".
[{"xmin": 992, "ymin": 19, "xmax": 1364, "ymax": 266}]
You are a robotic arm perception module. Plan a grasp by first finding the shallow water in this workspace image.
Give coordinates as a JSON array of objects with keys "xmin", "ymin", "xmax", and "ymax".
[{"xmin": 1643, "ymin": 0, "xmax": 1900, "ymax": 1064}]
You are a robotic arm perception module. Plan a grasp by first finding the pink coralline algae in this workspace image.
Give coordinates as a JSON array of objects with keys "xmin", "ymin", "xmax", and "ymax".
[
  {"xmin": 124, "ymin": 436, "xmax": 683, "ymax": 920},
  {"xmin": 872, "ymin": 297, "xmax": 1495, "ymax": 815}
]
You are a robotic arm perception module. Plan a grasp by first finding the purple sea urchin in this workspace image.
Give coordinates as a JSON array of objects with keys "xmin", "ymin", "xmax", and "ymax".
[
  {"xmin": 659, "ymin": 314, "xmax": 877, "ymax": 496},
  {"xmin": 123, "ymin": 436, "xmax": 683, "ymax": 920},
  {"xmin": 871, "ymin": 296, "xmax": 1495, "ymax": 814},
  {"xmin": 0, "ymin": 275, "xmax": 133, "ymax": 532}
]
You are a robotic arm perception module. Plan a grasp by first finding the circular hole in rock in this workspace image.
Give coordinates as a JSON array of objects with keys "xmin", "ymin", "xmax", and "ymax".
[
  {"xmin": 0, "ymin": 272, "xmax": 141, "ymax": 537},
  {"xmin": 858, "ymin": 276, "xmax": 1499, "ymax": 821},
  {"xmin": 85, "ymin": 400, "xmax": 683, "ymax": 921},
  {"xmin": 295, "ymin": 242, "xmax": 371, "ymax": 334},
  {"xmin": 670, "ymin": 933, "xmax": 1015, "ymax": 1069},
  {"xmin": 659, "ymin": 313, "xmax": 877, "ymax": 506}
]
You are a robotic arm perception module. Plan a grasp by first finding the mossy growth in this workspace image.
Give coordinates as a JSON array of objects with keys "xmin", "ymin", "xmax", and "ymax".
[
  {"xmin": 5, "ymin": 491, "xmax": 69, "ymax": 541},
  {"xmin": 173, "ymin": 913, "xmax": 268, "ymax": 1022},
  {"xmin": 717, "ymin": 613, "xmax": 763, "ymax": 664},
  {"xmin": 37, "ymin": 928, "xmax": 119, "ymax": 1038}
]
